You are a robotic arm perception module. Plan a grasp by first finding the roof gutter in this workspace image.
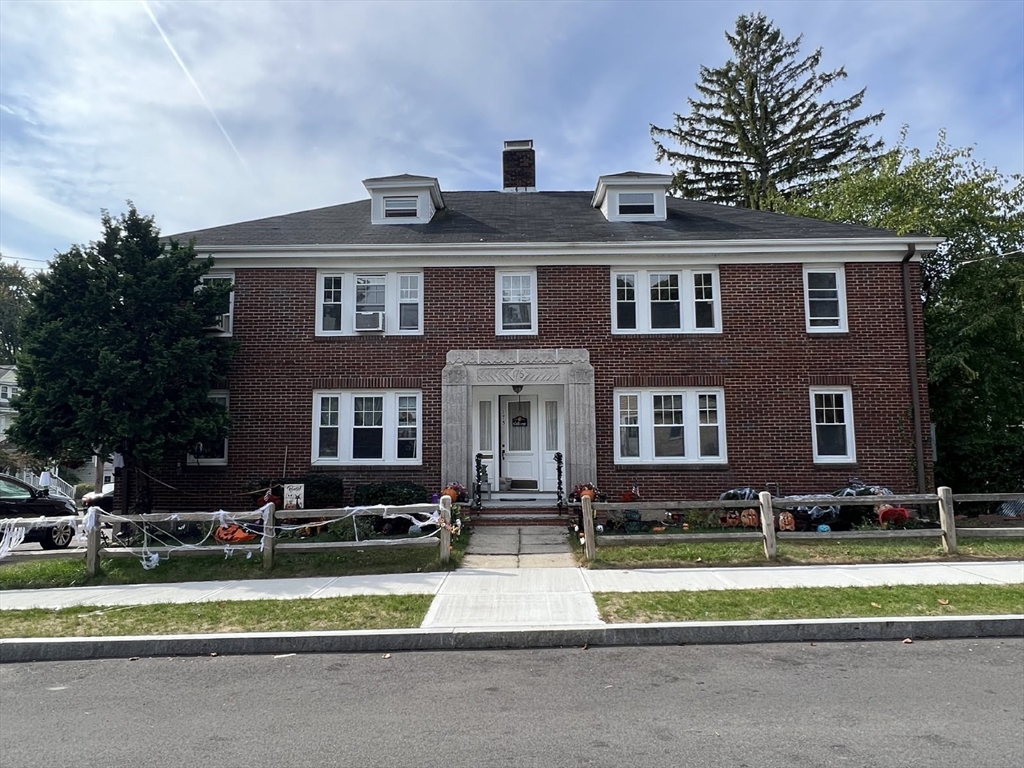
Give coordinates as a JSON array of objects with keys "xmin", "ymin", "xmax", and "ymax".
[{"xmin": 903, "ymin": 245, "xmax": 927, "ymax": 492}]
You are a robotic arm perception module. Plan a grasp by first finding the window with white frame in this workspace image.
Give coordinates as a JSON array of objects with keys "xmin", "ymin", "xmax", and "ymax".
[
  {"xmin": 804, "ymin": 265, "xmax": 847, "ymax": 332},
  {"xmin": 618, "ymin": 191, "xmax": 655, "ymax": 216},
  {"xmin": 612, "ymin": 268, "xmax": 720, "ymax": 333},
  {"xmin": 384, "ymin": 196, "xmax": 418, "ymax": 218},
  {"xmin": 614, "ymin": 388, "xmax": 726, "ymax": 464},
  {"xmin": 0, "ymin": 384, "xmax": 16, "ymax": 401},
  {"xmin": 312, "ymin": 391, "xmax": 421, "ymax": 465},
  {"xmin": 810, "ymin": 387, "xmax": 855, "ymax": 462},
  {"xmin": 496, "ymin": 270, "xmax": 537, "ymax": 335},
  {"xmin": 199, "ymin": 273, "xmax": 234, "ymax": 336},
  {"xmin": 190, "ymin": 392, "xmax": 228, "ymax": 465},
  {"xmin": 316, "ymin": 271, "xmax": 423, "ymax": 335}
]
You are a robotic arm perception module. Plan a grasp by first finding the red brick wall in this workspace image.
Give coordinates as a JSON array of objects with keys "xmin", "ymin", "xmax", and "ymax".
[{"xmin": 149, "ymin": 260, "xmax": 932, "ymax": 511}]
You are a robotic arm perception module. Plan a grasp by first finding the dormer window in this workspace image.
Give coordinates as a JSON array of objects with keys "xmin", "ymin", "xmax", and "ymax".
[
  {"xmin": 618, "ymin": 192, "xmax": 655, "ymax": 216},
  {"xmin": 364, "ymin": 175, "xmax": 445, "ymax": 225},
  {"xmin": 384, "ymin": 196, "xmax": 418, "ymax": 219},
  {"xmin": 592, "ymin": 172, "xmax": 672, "ymax": 222}
]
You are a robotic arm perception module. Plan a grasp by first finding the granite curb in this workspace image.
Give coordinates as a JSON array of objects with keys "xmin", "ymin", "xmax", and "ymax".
[{"xmin": 3, "ymin": 615, "xmax": 1021, "ymax": 663}]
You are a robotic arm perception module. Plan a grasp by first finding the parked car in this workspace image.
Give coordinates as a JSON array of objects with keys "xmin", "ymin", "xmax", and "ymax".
[
  {"xmin": 81, "ymin": 483, "xmax": 114, "ymax": 513},
  {"xmin": 0, "ymin": 473, "xmax": 78, "ymax": 549}
]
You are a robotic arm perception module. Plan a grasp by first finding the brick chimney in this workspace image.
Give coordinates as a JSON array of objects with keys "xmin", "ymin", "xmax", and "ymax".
[{"xmin": 502, "ymin": 139, "xmax": 536, "ymax": 192}]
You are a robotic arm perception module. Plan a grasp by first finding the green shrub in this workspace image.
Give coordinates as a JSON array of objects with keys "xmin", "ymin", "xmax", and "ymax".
[
  {"xmin": 352, "ymin": 481, "xmax": 430, "ymax": 506},
  {"xmin": 248, "ymin": 473, "xmax": 345, "ymax": 510},
  {"xmin": 74, "ymin": 482, "xmax": 94, "ymax": 500}
]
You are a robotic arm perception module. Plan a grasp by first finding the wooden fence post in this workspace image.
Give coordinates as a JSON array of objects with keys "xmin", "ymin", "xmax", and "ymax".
[
  {"xmin": 86, "ymin": 511, "xmax": 101, "ymax": 577},
  {"xmin": 938, "ymin": 486, "xmax": 957, "ymax": 554},
  {"xmin": 582, "ymin": 496, "xmax": 596, "ymax": 562},
  {"xmin": 758, "ymin": 491, "xmax": 777, "ymax": 560},
  {"xmin": 440, "ymin": 496, "xmax": 451, "ymax": 564},
  {"xmin": 262, "ymin": 503, "xmax": 276, "ymax": 572}
]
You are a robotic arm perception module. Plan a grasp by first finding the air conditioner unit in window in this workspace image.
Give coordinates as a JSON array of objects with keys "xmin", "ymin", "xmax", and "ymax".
[{"xmin": 354, "ymin": 311, "xmax": 385, "ymax": 332}]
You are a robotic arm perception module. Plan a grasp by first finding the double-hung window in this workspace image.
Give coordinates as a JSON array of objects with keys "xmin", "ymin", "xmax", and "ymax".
[
  {"xmin": 612, "ymin": 268, "xmax": 720, "ymax": 333},
  {"xmin": 384, "ymin": 196, "xmax": 418, "ymax": 219},
  {"xmin": 614, "ymin": 388, "xmax": 726, "ymax": 464},
  {"xmin": 313, "ymin": 391, "xmax": 421, "ymax": 465},
  {"xmin": 803, "ymin": 265, "xmax": 847, "ymax": 332},
  {"xmin": 496, "ymin": 270, "xmax": 537, "ymax": 335},
  {"xmin": 810, "ymin": 387, "xmax": 855, "ymax": 463},
  {"xmin": 316, "ymin": 271, "xmax": 423, "ymax": 335},
  {"xmin": 199, "ymin": 272, "xmax": 234, "ymax": 336},
  {"xmin": 190, "ymin": 391, "xmax": 229, "ymax": 465}
]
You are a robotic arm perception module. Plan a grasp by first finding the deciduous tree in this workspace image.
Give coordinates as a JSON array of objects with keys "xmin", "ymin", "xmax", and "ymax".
[
  {"xmin": 784, "ymin": 132, "xmax": 1024, "ymax": 491},
  {"xmin": 0, "ymin": 261, "xmax": 36, "ymax": 365}
]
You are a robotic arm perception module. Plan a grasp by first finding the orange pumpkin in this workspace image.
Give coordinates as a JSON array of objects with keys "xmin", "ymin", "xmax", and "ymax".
[
  {"xmin": 724, "ymin": 511, "xmax": 741, "ymax": 527},
  {"xmin": 214, "ymin": 524, "xmax": 257, "ymax": 544},
  {"xmin": 778, "ymin": 511, "xmax": 796, "ymax": 531},
  {"xmin": 441, "ymin": 488, "xmax": 459, "ymax": 503},
  {"xmin": 740, "ymin": 509, "xmax": 759, "ymax": 528}
]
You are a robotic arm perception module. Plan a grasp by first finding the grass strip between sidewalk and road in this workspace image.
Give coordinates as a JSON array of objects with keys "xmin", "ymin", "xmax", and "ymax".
[
  {"xmin": 588, "ymin": 537, "xmax": 1024, "ymax": 568},
  {"xmin": 594, "ymin": 584, "xmax": 1024, "ymax": 624},
  {"xmin": 0, "ymin": 595, "xmax": 435, "ymax": 639},
  {"xmin": 2, "ymin": 584, "xmax": 1020, "ymax": 639}
]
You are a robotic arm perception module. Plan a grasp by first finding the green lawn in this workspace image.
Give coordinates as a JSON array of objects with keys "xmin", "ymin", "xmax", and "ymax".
[
  {"xmin": 0, "ymin": 595, "xmax": 434, "ymax": 638},
  {"xmin": 588, "ymin": 536, "xmax": 1024, "ymax": 569},
  {"xmin": 595, "ymin": 583, "xmax": 1024, "ymax": 624},
  {"xmin": 0, "ymin": 531, "xmax": 469, "ymax": 590}
]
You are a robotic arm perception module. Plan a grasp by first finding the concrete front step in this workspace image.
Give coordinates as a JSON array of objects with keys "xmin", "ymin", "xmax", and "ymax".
[{"xmin": 472, "ymin": 509, "xmax": 570, "ymax": 527}]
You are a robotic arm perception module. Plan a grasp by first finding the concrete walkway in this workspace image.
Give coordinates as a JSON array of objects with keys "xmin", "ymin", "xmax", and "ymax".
[{"xmin": 460, "ymin": 525, "xmax": 575, "ymax": 569}]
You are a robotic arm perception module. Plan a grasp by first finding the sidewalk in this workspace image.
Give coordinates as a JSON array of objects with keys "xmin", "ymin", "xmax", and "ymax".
[
  {"xmin": 2, "ymin": 560, "xmax": 1021, "ymax": 663},
  {"xmin": 2, "ymin": 561, "xmax": 1021, "ymax": 620}
]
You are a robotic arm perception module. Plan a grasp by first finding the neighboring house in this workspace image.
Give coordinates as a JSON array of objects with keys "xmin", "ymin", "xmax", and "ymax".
[
  {"xmin": 0, "ymin": 365, "xmax": 19, "ymax": 443},
  {"xmin": 151, "ymin": 140, "xmax": 942, "ymax": 511}
]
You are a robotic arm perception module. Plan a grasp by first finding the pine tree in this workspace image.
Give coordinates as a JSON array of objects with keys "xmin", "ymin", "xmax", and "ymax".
[
  {"xmin": 10, "ymin": 206, "xmax": 235, "ymax": 507},
  {"xmin": 651, "ymin": 12, "xmax": 884, "ymax": 210}
]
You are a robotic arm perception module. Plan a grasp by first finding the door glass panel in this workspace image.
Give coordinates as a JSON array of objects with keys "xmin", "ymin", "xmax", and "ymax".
[
  {"xmin": 508, "ymin": 401, "xmax": 531, "ymax": 452},
  {"xmin": 545, "ymin": 401, "xmax": 558, "ymax": 451},
  {"xmin": 479, "ymin": 401, "xmax": 493, "ymax": 452}
]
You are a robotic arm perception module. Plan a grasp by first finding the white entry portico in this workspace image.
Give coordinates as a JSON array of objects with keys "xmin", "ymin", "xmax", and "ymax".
[{"xmin": 441, "ymin": 349, "xmax": 596, "ymax": 495}]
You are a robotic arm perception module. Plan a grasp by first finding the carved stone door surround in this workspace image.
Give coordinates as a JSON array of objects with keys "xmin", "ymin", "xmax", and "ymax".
[{"xmin": 441, "ymin": 348, "xmax": 596, "ymax": 492}]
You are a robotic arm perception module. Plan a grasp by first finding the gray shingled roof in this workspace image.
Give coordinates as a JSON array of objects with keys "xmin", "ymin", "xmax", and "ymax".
[{"xmin": 170, "ymin": 191, "xmax": 899, "ymax": 247}]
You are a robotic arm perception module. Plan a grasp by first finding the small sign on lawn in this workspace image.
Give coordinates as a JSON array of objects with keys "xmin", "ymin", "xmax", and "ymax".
[{"xmin": 284, "ymin": 484, "xmax": 305, "ymax": 510}]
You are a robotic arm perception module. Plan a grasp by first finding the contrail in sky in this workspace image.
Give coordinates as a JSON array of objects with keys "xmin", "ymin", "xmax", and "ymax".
[{"xmin": 139, "ymin": 0, "xmax": 252, "ymax": 176}]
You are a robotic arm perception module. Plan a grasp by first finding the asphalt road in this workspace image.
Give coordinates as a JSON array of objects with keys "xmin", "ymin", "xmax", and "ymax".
[{"xmin": 1, "ymin": 638, "xmax": 1021, "ymax": 768}]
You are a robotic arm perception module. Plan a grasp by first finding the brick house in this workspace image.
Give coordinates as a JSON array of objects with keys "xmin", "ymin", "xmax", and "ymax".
[{"xmin": 154, "ymin": 140, "xmax": 941, "ymax": 511}]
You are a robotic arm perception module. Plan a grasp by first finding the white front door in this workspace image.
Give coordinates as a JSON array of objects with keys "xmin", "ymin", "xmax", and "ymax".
[{"xmin": 501, "ymin": 395, "xmax": 539, "ymax": 490}]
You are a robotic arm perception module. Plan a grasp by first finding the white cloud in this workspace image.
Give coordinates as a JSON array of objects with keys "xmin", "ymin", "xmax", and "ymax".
[{"xmin": 0, "ymin": 0, "xmax": 1020, "ymax": 259}]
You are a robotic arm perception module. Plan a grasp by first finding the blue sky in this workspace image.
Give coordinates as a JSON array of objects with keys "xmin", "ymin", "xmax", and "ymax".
[{"xmin": 1, "ymin": 0, "xmax": 1021, "ymax": 271}]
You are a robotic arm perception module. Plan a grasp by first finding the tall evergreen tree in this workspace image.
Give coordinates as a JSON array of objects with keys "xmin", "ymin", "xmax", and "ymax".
[
  {"xmin": 10, "ymin": 206, "xmax": 235, "ymax": 508},
  {"xmin": 651, "ymin": 12, "xmax": 884, "ymax": 210}
]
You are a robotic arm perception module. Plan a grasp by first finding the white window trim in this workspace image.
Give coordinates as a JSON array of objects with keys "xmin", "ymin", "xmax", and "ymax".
[
  {"xmin": 200, "ymin": 272, "xmax": 234, "ymax": 337},
  {"xmin": 383, "ymin": 196, "xmax": 419, "ymax": 219},
  {"xmin": 311, "ymin": 390, "xmax": 422, "ymax": 466},
  {"xmin": 614, "ymin": 388, "xmax": 727, "ymax": 464},
  {"xmin": 611, "ymin": 268, "xmax": 721, "ymax": 334},
  {"xmin": 191, "ymin": 391, "xmax": 229, "ymax": 466},
  {"xmin": 495, "ymin": 269, "xmax": 538, "ymax": 336},
  {"xmin": 315, "ymin": 270, "xmax": 423, "ymax": 337},
  {"xmin": 803, "ymin": 265, "xmax": 848, "ymax": 333},
  {"xmin": 810, "ymin": 386, "xmax": 856, "ymax": 463}
]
